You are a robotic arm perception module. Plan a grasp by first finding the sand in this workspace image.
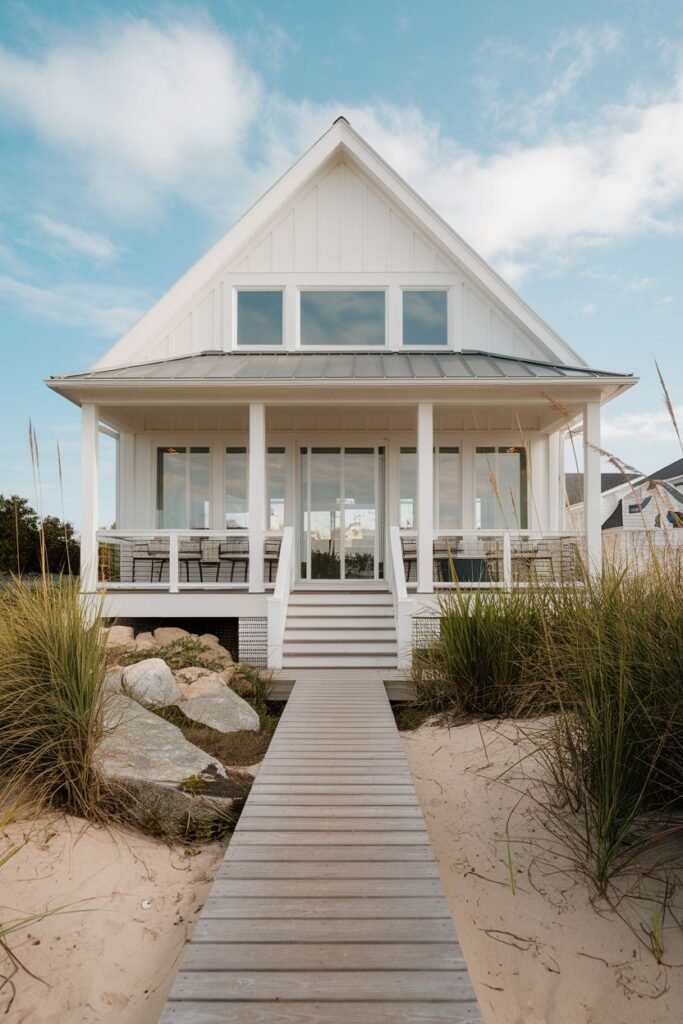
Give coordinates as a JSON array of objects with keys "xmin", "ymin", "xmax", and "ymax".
[
  {"xmin": 402, "ymin": 720, "xmax": 682, "ymax": 1024},
  {"xmin": 1, "ymin": 814, "xmax": 226, "ymax": 1023}
]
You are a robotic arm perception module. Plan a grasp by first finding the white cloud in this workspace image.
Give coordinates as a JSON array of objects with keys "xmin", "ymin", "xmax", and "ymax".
[
  {"xmin": 0, "ymin": 18, "xmax": 261, "ymax": 214},
  {"xmin": 0, "ymin": 274, "xmax": 145, "ymax": 335},
  {"xmin": 474, "ymin": 24, "xmax": 623, "ymax": 136},
  {"xmin": 33, "ymin": 214, "xmax": 119, "ymax": 261},
  {"xmin": 602, "ymin": 406, "xmax": 683, "ymax": 443},
  {"xmin": 1, "ymin": 16, "xmax": 683, "ymax": 276}
]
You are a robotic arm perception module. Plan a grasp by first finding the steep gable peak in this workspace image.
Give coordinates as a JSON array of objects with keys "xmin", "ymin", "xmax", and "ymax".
[{"xmin": 92, "ymin": 117, "xmax": 584, "ymax": 370}]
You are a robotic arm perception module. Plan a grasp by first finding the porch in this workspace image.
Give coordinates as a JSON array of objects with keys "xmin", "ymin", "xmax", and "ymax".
[{"xmin": 75, "ymin": 385, "xmax": 601, "ymax": 670}]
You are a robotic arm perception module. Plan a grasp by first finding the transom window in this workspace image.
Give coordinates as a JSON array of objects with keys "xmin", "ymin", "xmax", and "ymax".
[
  {"xmin": 403, "ymin": 290, "xmax": 448, "ymax": 347},
  {"xmin": 300, "ymin": 290, "xmax": 385, "ymax": 347},
  {"xmin": 156, "ymin": 447, "xmax": 210, "ymax": 529},
  {"xmin": 475, "ymin": 446, "xmax": 528, "ymax": 529},
  {"xmin": 236, "ymin": 290, "xmax": 283, "ymax": 346}
]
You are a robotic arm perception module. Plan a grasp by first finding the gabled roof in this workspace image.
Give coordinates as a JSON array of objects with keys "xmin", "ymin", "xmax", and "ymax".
[
  {"xmin": 566, "ymin": 456, "xmax": 683, "ymax": 507},
  {"xmin": 649, "ymin": 456, "xmax": 683, "ymax": 482},
  {"xmin": 92, "ymin": 117, "xmax": 587, "ymax": 372},
  {"xmin": 565, "ymin": 472, "xmax": 638, "ymax": 506},
  {"xmin": 52, "ymin": 349, "xmax": 632, "ymax": 384}
]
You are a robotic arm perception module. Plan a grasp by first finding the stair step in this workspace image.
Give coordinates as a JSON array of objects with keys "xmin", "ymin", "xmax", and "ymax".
[
  {"xmin": 283, "ymin": 641, "xmax": 398, "ymax": 655},
  {"xmin": 287, "ymin": 608, "xmax": 395, "ymax": 620},
  {"xmin": 283, "ymin": 655, "xmax": 398, "ymax": 668},
  {"xmin": 290, "ymin": 592, "xmax": 393, "ymax": 606},
  {"xmin": 285, "ymin": 628, "xmax": 397, "ymax": 641}
]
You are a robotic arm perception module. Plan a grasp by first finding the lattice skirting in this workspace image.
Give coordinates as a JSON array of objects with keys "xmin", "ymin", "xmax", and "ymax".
[
  {"xmin": 238, "ymin": 617, "xmax": 268, "ymax": 668},
  {"xmin": 411, "ymin": 617, "xmax": 441, "ymax": 649}
]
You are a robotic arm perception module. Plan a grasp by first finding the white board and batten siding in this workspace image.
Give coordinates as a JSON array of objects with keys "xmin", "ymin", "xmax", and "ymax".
[{"xmin": 103, "ymin": 156, "xmax": 555, "ymax": 368}]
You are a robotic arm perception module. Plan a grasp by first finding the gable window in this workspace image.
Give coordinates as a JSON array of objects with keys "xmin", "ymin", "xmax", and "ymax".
[
  {"xmin": 300, "ymin": 291, "xmax": 385, "ymax": 347},
  {"xmin": 236, "ymin": 290, "xmax": 283, "ymax": 346},
  {"xmin": 156, "ymin": 447, "xmax": 210, "ymax": 529},
  {"xmin": 403, "ymin": 290, "xmax": 448, "ymax": 347},
  {"xmin": 475, "ymin": 446, "xmax": 528, "ymax": 529},
  {"xmin": 225, "ymin": 447, "xmax": 248, "ymax": 528}
]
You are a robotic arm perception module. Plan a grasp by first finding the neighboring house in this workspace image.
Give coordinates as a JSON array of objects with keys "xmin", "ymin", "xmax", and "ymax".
[
  {"xmin": 47, "ymin": 117, "xmax": 636, "ymax": 669},
  {"xmin": 567, "ymin": 457, "xmax": 683, "ymax": 531}
]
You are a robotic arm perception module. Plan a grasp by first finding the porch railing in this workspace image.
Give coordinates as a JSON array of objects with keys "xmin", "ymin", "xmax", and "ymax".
[
  {"xmin": 266, "ymin": 526, "xmax": 294, "ymax": 669},
  {"xmin": 603, "ymin": 527, "xmax": 683, "ymax": 571},
  {"xmin": 400, "ymin": 530, "xmax": 586, "ymax": 589},
  {"xmin": 388, "ymin": 525, "xmax": 414, "ymax": 668},
  {"xmin": 96, "ymin": 530, "xmax": 282, "ymax": 590}
]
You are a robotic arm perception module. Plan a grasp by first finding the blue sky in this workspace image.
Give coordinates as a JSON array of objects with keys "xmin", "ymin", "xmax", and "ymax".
[{"xmin": 1, "ymin": 0, "xmax": 682, "ymax": 528}]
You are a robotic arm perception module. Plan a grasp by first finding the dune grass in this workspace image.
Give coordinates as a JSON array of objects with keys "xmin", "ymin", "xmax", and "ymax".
[
  {"xmin": 413, "ymin": 557, "xmax": 683, "ymax": 890},
  {"xmin": 0, "ymin": 576, "xmax": 108, "ymax": 819}
]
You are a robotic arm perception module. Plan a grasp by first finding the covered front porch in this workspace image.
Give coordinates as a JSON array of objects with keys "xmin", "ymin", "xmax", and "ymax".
[{"xmin": 75, "ymin": 394, "xmax": 602, "ymax": 667}]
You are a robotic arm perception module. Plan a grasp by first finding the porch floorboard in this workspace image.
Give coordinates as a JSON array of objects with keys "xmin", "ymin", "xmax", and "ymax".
[{"xmin": 158, "ymin": 672, "xmax": 481, "ymax": 1023}]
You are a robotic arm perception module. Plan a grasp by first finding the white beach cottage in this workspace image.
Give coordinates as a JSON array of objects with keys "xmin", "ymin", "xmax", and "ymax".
[{"xmin": 48, "ymin": 118, "xmax": 636, "ymax": 672}]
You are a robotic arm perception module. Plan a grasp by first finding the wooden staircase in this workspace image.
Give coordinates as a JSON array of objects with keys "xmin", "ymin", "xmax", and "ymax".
[{"xmin": 282, "ymin": 590, "xmax": 398, "ymax": 670}]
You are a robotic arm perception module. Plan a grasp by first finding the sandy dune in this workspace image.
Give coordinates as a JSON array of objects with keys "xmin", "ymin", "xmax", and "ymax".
[
  {"xmin": 1, "ymin": 815, "xmax": 225, "ymax": 1023},
  {"xmin": 403, "ymin": 721, "xmax": 682, "ymax": 1024}
]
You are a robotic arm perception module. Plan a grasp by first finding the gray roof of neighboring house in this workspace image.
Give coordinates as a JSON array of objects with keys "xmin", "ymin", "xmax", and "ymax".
[
  {"xmin": 51, "ymin": 349, "xmax": 634, "ymax": 383},
  {"xmin": 649, "ymin": 456, "xmax": 683, "ymax": 482},
  {"xmin": 565, "ymin": 472, "xmax": 637, "ymax": 506}
]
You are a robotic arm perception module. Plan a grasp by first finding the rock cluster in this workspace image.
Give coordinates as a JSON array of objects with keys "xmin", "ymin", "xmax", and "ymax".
[
  {"xmin": 99, "ymin": 624, "xmax": 263, "ymax": 829},
  {"xmin": 103, "ymin": 624, "xmax": 258, "ymax": 733}
]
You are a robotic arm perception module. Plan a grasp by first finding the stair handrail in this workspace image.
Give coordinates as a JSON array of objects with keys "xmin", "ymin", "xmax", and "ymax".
[
  {"xmin": 389, "ymin": 525, "xmax": 412, "ymax": 669},
  {"xmin": 267, "ymin": 526, "xmax": 294, "ymax": 670}
]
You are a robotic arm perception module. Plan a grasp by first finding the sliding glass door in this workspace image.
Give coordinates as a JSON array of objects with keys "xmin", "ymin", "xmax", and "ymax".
[{"xmin": 299, "ymin": 447, "xmax": 385, "ymax": 581}]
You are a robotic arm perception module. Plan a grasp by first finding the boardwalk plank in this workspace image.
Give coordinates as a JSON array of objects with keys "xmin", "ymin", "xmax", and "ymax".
[
  {"xmin": 210, "ymin": 878, "xmax": 443, "ymax": 897},
  {"xmin": 202, "ymin": 896, "xmax": 450, "ymax": 918},
  {"xmin": 160, "ymin": 1000, "xmax": 481, "ymax": 1023},
  {"xmin": 192, "ymin": 918, "xmax": 457, "ymax": 943},
  {"xmin": 217, "ymin": 860, "xmax": 441, "ymax": 879},
  {"xmin": 172, "ymin": 969, "xmax": 471, "ymax": 1001},
  {"xmin": 182, "ymin": 942, "xmax": 465, "ymax": 970}
]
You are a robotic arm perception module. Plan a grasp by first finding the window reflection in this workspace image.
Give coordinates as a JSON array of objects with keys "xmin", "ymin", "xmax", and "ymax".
[
  {"xmin": 267, "ymin": 447, "xmax": 286, "ymax": 531},
  {"xmin": 300, "ymin": 291, "xmax": 385, "ymax": 347},
  {"xmin": 237, "ymin": 291, "xmax": 283, "ymax": 346},
  {"xmin": 156, "ymin": 447, "xmax": 210, "ymax": 529},
  {"xmin": 403, "ymin": 290, "xmax": 448, "ymax": 347},
  {"xmin": 225, "ymin": 447, "xmax": 248, "ymax": 528},
  {"xmin": 475, "ymin": 447, "xmax": 528, "ymax": 528}
]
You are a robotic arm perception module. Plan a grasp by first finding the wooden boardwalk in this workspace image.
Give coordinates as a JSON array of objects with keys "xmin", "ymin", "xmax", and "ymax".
[{"xmin": 159, "ymin": 673, "xmax": 481, "ymax": 1023}]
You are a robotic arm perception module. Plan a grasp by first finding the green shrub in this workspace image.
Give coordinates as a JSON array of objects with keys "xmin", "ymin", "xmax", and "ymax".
[
  {"xmin": 118, "ymin": 637, "xmax": 227, "ymax": 672},
  {"xmin": 0, "ymin": 577, "xmax": 107, "ymax": 817},
  {"xmin": 413, "ymin": 585, "xmax": 550, "ymax": 718}
]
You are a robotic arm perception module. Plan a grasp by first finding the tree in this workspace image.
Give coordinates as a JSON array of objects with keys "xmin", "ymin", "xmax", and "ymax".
[{"xmin": 0, "ymin": 495, "xmax": 80, "ymax": 575}]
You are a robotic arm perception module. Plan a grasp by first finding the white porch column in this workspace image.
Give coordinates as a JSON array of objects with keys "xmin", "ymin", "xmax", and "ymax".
[
  {"xmin": 583, "ymin": 401, "xmax": 602, "ymax": 574},
  {"xmin": 417, "ymin": 402, "xmax": 434, "ymax": 593},
  {"xmin": 80, "ymin": 403, "xmax": 99, "ymax": 594},
  {"xmin": 248, "ymin": 402, "xmax": 266, "ymax": 592}
]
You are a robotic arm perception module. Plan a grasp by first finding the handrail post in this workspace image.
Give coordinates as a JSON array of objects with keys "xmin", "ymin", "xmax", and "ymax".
[
  {"xmin": 169, "ymin": 533, "xmax": 179, "ymax": 593},
  {"xmin": 267, "ymin": 526, "xmax": 293, "ymax": 669},
  {"xmin": 390, "ymin": 525, "xmax": 413, "ymax": 669}
]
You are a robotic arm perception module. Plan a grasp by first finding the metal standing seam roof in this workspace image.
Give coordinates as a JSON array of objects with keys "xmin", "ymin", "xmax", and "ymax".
[{"xmin": 51, "ymin": 350, "xmax": 633, "ymax": 383}]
